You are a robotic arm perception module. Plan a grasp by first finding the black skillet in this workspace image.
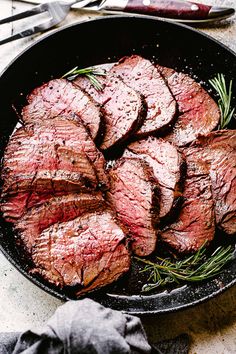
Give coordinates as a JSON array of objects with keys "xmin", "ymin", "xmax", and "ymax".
[{"xmin": 0, "ymin": 15, "xmax": 235, "ymax": 314}]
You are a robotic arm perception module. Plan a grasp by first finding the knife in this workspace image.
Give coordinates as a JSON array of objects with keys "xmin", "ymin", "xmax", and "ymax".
[{"xmin": 17, "ymin": 0, "xmax": 235, "ymax": 23}]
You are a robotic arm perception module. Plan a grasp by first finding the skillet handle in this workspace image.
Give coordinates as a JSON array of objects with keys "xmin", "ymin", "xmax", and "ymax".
[{"xmin": 103, "ymin": 0, "xmax": 212, "ymax": 20}]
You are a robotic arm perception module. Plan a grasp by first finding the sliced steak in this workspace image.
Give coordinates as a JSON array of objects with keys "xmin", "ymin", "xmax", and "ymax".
[
  {"xmin": 185, "ymin": 130, "xmax": 236, "ymax": 235},
  {"xmin": 110, "ymin": 55, "xmax": 176, "ymax": 137},
  {"xmin": 124, "ymin": 137, "xmax": 184, "ymax": 219},
  {"xmin": 22, "ymin": 79, "xmax": 102, "ymax": 141},
  {"xmin": 15, "ymin": 192, "xmax": 105, "ymax": 253},
  {"xmin": 1, "ymin": 191, "xmax": 63, "ymax": 223},
  {"xmin": 74, "ymin": 74, "xmax": 145, "ymax": 151},
  {"xmin": 157, "ymin": 65, "xmax": 220, "ymax": 146},
  {"xmin": 76, "ymin": 242, "xmax": 129, "ymax": 296},
  {"xmin": 32, "ymin": 211, "xmax": 130, "ymax": 294},
  {"xmin": 1, "ymin": 117, "xmax": 108, "ymax": 220},
  {"xmin": 161, "ymin": 158, "xmax": 215, "ymax": 253},
  {"xmin": 107, "ymin": 158, "xmax": 159, "ymax": 256}
]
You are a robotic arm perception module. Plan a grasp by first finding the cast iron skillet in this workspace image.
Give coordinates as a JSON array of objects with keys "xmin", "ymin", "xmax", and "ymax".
[{"xmin": 0, "ymin": 15, "xmax": 235, "ymax": 315}]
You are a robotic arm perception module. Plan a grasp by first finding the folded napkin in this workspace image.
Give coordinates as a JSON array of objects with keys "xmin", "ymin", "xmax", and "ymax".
[{"xmin": 0, "ymin": 299, "xmax": 190, "ymax": 354}]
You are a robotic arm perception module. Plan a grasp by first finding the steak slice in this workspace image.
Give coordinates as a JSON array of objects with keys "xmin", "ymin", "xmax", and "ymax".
[
  {"xmin": 15, "ymin": 192, "xmax": 105, "ymax": 253},
  {"xmin": 157, "ymin": 65, "xmax": 220, "ymax": 146},
  {"xmin": 2, "ymin": 117, "xmax": 108, "ymax": 192},
  {"xmin": 107, "ymin": 158, "xmax": 159, "ymax": 256},
  {"xmin": 32, "ymin": 211, "xmax": 130, "ymax": 294},
  {"xmin": 124, "ymin": 137, "xmax": 184, "ymax": 219},
  {"xmin": 161, "ymin": 158, "xmax": 215, "ymax": 253},
  {"xmin": 110, "ymin": 55, "xmax": 176, "ymax": 137},
  {"xmin": 22, "ymin": 79, "xmax": 102, "ymax": 141},
  {"xmin": 1, "ymin": 191, "xmax": 63, "ymax": 223},
  {"xmin": 74, "ymin": 74, "xmax": 145, "ymax": 151},
  {"xmin": 185, "ymin": 130, "xmax": 236, "ymax": 235},
  {"xmin": 1, "ymin": 117, "xmax": 108, "ymax": 220}
]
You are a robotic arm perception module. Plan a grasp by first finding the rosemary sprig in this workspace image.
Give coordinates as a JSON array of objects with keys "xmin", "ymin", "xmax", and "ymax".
[
  {"xmin": 135, "ymin": 244, "xmax": 235, "ymax": 292},
  {"xmin": 209, "ymin": 73, "xmax": 235, "ymax": 129},
  {"xmin": 62, "ymin": 66, "xmax": 106, "ymax": 91}
]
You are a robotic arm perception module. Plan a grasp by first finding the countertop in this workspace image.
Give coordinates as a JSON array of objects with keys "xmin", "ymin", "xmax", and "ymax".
[{"xmin": 0, "ymin": 1, "xmax": 235, "ymax": 353}]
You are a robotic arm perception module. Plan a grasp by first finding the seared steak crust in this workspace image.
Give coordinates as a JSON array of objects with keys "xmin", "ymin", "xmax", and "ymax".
[
  {"xmin": 74, "ymin": 74, "xmax": 146, "ymax": 151},
  {"xmin": 161, "ymin": 158, "xmax": 215, "ymax": 253},
  {"xmin": 111, "ymin": 55, "xmax": 176, "ymax": 137},
  {"xmin": 157, "ymin": 65, "xmax": 220, "ymax": 146},
  {"xmin": 32, "ymin": 211, "xmax": 130, "ymax": 293},
  {"xmin": 124, "ymin": 137, "xmax": 184, "ymax": 219},
  {"xmin": 107, "ymin": 158, "xmax": 159, "ymax": 256},
  {"xmin": 185, "ymin": 130, "xmax": 236, "ymax": 235},
  {"xmin": 22, "ymin": 79, "xmax": 102, "ymax": 141}
]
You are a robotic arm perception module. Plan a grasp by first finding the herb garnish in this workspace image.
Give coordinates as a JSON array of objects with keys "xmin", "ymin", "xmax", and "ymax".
[
  {"xmin": 62, "ymin": 66, "xmax": 106, "ymax": 90},
  {"xmin": 209, "ymin": 73, "xmax": 235, "ymax": 129},
  {"xmin": 135, "ymin": 244, "xmax": 234, "ymax": 292}
]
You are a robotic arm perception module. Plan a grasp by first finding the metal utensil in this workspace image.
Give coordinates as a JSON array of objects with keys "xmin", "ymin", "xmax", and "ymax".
[
  {"xmin": 0, "ymin": 0, "xmax": 234, "ymax": 45},
  {"xmin": 0, "ymin": 0, "xmax": 93, "ymax": 45},
  {"xmin": 19, "ymin": 0, "xmax": 235, "ymax": 24}
]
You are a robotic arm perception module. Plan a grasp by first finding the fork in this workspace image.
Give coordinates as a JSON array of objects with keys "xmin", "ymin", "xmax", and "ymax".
[{"xmin": 0, "ymin": 0, "xmax": 96, "ymax": 46}]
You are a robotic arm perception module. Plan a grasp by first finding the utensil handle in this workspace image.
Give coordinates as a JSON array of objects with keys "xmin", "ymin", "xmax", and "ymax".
[{"xmin": 123, "ymin": 0, "xmax": 211, "ymax": 20}]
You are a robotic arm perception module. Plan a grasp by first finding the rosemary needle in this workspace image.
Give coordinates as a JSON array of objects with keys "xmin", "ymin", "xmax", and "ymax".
[
  {"xmin": 209, "ymin": 73, "xmax": 235, "ymax": 129},
  {"xmin": 62, "ymin": 66, "xmax": 106, "ymax": 91},
  {"xmin": 135, "ymin": 244, "xmax": 235, "ymax": 292}
]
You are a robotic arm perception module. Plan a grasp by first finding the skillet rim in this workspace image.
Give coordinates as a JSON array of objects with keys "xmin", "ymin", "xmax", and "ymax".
[{"xmin": 1, "ymin": 13, "xmax": 236, "ymax": 78}]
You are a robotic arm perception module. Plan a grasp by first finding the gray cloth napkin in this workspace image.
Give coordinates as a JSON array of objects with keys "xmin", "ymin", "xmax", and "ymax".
[
  {"xmin": 0, "ymin": 299, "xmax": 190, "ymax": 354},
  {"xmin": 0, "ymin": 299, "xmax": 151, "ymax": 354}
]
